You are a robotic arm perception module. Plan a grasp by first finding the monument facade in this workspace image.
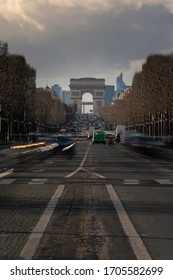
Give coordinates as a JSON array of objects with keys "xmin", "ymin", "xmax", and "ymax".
[{"xmin": 69, "ymin": 77, "xmax": 105, "ymax": 113}]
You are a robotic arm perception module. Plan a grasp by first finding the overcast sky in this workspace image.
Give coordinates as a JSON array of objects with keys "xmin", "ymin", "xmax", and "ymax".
[{"xmin": 1, "ymin": 0, "xmax": 173, "ymax": 90}]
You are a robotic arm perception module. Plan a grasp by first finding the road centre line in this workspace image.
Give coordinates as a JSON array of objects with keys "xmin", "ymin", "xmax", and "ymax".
[
  {"xmin": 65, "ymin": 142, "xmax": 92, "ymax": 178},
  {"xmin": 64, "ymin": 167, "xmax": 82, "ymax": 178},
  {"xmin": 79, "ymin": 142, "xmax": 92, "ymax": 168},
  {"xmin": 20, "ymin": 184, "xmax": 65, "ymax": 260},
  {"xmin": 106, "ymin": 184, "xmax": 152, "ymax": 260},
  {"xmin": 92, "ymin": 172, "xmax": 106, "ymax": 179}
]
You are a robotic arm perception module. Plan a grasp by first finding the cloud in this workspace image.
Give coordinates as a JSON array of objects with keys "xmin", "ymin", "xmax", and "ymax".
[
  {"xmin": 1, "ymin": 0, "xmax": 173, "ymax": 89},
  {"xmin": 1, "ymin": 0, "xmax": 173, "ymax": 32},
  {"xmin": 0, "ymin": 0, "xmax": 44, "ymax": 30}
]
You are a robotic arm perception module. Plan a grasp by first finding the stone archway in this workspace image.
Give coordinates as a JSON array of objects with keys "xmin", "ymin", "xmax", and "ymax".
[
  {"xmin": 69, "ymin": 77, "xmax": 105, "ymax": 113},
  {"xmin": 82, "ymin": 92, "xmax": 93, "ymax": 113}
]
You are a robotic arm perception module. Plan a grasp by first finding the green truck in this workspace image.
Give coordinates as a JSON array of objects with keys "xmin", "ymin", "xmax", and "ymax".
[{"xmin": 92, "ymin": 130, "xmax": 106, "ymax": 144}]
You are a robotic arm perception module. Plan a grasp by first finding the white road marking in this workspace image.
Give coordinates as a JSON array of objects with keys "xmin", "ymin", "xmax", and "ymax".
[
  {"xmin": 106, "ymin": 184, "xmax": 152, "ymax": 260},
  {"xmin": 33, "ymin": 169, "xmax": 45, "ymax": 173},
  {"xmin": 92, "ymin": 172, "xmax": 106, "ymax": 179},
  {"xmin": 64, "ymin": 167, "xmax": 82, "ymax": 178},
  {"xmin": 37, "ymin": 143, "xmax": 59, "ymax": 152},
  {"xmin": 0, "ymin": 169, "xmax": 14, "ymax": 178},
  {"xmin": 62, "ymin": 143, "xmax": 75, "ymax": 151},
  {"xmin": 65, "ymin": 142, "xmax": 91, "ymax": 178},
  {"xmin": 155, "ymin": 179, "xmax": 173, "ymax": 184},
  {"xmin": 124, "ymin": 179, "xmax": 140, "ymax": 185},
  {"xmin": 0, "ymin": 178, "xmax": 16, "ymax": 184},
  {"xmin": 79, "ymin": 142, "xmax": 92, "ymax": 168},
  {"xmin": 28, "ymin": 178, "xmax": 48, "ymax": 184},
  {"xmin": 20, "ymin": 184, "xmax": 65, "ymax": 259}
]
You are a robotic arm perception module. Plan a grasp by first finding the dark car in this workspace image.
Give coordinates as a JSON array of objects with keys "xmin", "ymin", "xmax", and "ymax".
[
  {"xmin": 27, "ymin": 133, "xmax": 39, "ymax": 143},
  {"xmin": 129, "ymin": 135, "xmax": 163, "ymax": 157},
  {"xmin": 130, "ymin": 135, "xmax": 154, "ymax": 148},
  {"xmin": 54, "ymin": 135, "xmax": 76, "ymax": 154},
  {"xmin": 105, "ymin": 133, "xmax": 114, "ymax": 139},
  {"xmin": 163, "ymin": 136, "xmax": 173, "ymax": 147},
  {"xmin": 106, "ymin": 133, "xmax": 114, "ymax": 144}
]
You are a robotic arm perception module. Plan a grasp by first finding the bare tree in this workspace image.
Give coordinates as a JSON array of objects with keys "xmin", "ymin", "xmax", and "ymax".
[
  {"xmin": 100, "ymin": 53, "xmax": 173, "ymax": 137},
  {"xmin": 35, "ymin": 88, "xmax": 66, "ymax": 132}
]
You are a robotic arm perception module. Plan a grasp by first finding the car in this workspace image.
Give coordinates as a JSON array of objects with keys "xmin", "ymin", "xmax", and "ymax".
[
  {"xmin": 54, "ymin": 135, "xmax": 76, "ymax": 153},
  {"xmin": 163, "ymin": 136, "xmax": 173, "ymax": 147},
  {"xmin": 129, "ymin": 135, "xmax": 154, "ymax": 148},
  {"xmin": 105, "ymin": 132, "xmax": 114, "ymax": 139},
  {"xmin": 27, "ymin": 133, "xmax": 39, "ymax": 143},
  {"xmin": 92, "ymin": 130, "xmax": 106, "ymax": 144}
]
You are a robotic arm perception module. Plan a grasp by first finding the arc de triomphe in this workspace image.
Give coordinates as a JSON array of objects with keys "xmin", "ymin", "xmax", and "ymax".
[{"xmin": 69, "ymin": 77, "xmax": 105, "ymax": 113}]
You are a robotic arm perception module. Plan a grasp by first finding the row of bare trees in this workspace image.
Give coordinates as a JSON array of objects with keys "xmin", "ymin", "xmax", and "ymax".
[
  {"xmin": 0, "ymin": 41, "xmax": 71, "ymax": 143},
  {"xmin": 100, "ymin": 54, "xmax": 173, "ymax": 138},
  {"xmin": 35, "ymin": 87, "xmax": 66, "ymax": 132}
]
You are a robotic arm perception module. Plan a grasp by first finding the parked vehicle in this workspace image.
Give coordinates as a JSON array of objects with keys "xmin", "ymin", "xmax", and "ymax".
[{"xmin": 92, "ymin": 130, "xmax": 106, "ymax": 144}]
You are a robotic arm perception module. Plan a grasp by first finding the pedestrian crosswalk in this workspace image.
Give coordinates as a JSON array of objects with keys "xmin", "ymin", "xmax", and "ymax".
[
  {"xmin": 0, "ymin": 177, "xmax": 173, "ymax": 185},
  {"xmin": 28, "ymin": 178, "xmax": 48, "ymax": 184},
  {"xmin": 0, "ymin": 178, "xmax": 16, "ymax": 184},
  {"xmin": 124, "ymin": 179, "xmax": 140, "ymax": 185}
]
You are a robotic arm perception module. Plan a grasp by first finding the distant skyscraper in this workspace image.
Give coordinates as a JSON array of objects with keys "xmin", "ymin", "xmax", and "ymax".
[
  {"xmin": 52, "ymin": 84, "xmax": 63, "ymax": 100},
  {"xmin": 62, "ymin": 90, "xmax": 71, "ymax": 105},
  {"xmin": 117, "ymin": 73, "xmax": 127, "ymax": 93},
  {"xmin": 112, "ymin": 73, "xmax": 127, "ymax": 100},
  {"xmin": 105, "ymin": 85, "xmax": 115, "ymax": 105}
]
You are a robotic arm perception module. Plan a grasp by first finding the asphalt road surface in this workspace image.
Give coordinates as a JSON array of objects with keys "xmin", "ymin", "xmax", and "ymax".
[{"xmin": 0, "ymin": 139, "xmax": 173, "ymax": 260}]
